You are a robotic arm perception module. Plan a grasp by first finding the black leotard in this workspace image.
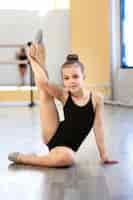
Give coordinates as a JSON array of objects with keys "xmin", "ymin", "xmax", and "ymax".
[{"xmin": 47, "ymin": 91, "xmax": 95, "ymax": 152}]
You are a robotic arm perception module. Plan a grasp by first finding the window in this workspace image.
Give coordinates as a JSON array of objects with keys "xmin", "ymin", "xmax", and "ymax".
[
  {"xmin": 121, "ymin": 0, "xmax": 133, "ymax": 68},
  {"xmin": 0, "ymin": 1, "xmax": 53, "ymax": 11},
  {"xmin": 54, "ymin": 0, "xmax": 70, "ymax": 9},
  {"xmin": 0, "ymin": 0, "xmax": 70, "ymax": 11}
]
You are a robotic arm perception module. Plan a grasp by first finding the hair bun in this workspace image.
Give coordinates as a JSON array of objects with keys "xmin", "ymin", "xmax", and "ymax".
[{"xmin": 66, "ymin": 54, "xmax": 79, "ymax": 62}]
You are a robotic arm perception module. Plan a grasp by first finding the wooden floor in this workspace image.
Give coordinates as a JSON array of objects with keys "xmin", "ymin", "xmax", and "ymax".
[{"xmin": 0, "ymin": 104, "xmax": 133, "ymax": 200}]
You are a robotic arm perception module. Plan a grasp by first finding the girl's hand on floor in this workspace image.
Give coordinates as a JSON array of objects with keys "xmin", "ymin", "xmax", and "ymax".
[{"xmin": 101, "ymin": 158, "xmax": 119, "ymax": 165}]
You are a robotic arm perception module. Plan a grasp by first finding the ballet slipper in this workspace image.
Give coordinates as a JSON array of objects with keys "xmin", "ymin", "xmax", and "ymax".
[
  {"xmin": 34, "ymin": 29, "xmax": 43, "ymax": 45},
  {"xmin": 8, "ymin": 152, "xmax": 20, "ymax": 162}
]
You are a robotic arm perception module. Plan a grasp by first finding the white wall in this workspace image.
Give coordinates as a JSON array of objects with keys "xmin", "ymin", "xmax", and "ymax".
[
  {"xmin": 110, "ymin": 0, "xmax": 133, "ymax": 105},
  {"xmin": 40, "ymin": 9, "xmax": 70, "ymax": 84},
  {"xmin": 0, "ymin": 9, "xmax": 70, "ymax": 85}
]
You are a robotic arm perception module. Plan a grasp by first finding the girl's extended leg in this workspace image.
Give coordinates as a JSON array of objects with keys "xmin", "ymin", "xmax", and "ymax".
[
  {"xmin": 8, "ymin": 147, "xmax": 76, "ymax": 168},
  {"xmin": 28, "ymin": 43, "xmax": 60, "ymax": 144}
]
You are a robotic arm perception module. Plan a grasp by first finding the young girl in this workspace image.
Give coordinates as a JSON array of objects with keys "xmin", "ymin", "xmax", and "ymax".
[{"xmin": 8, "ymin": 42, "xmax": 118, "ymax": 168}]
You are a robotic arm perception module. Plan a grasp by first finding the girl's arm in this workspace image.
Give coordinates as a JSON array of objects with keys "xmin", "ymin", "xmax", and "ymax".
[{"xmin": 93, "ymin": 93, "xmax": 118, "ymax": 165}]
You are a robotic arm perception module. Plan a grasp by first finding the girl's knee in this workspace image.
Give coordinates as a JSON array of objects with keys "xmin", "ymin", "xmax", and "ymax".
[{"xmin": 50, "ymin": 147, "xmax": 76, "ymax": 167}]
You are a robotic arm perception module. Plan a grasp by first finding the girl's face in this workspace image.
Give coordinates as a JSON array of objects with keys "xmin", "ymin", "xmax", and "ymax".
[{"xmin": 62, "ymin": 64, "xmax": 85, "ymax": 93}]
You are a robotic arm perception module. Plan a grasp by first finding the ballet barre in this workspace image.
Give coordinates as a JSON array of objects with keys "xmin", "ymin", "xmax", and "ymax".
[
  {"xmin": 0, "ymin": 44, "xmax": 25, "ymax": 48},
  {"xmin": 0, "ymin": 29, "xmax": 43, "ymax": 107},
  {"xmin": 0, "ymin": 60, "xmax": 28, "ymax": 64},
  {"xmin": 0, "ymin": 43, "xmax": 35, "ymax": 107},
  {"xmin": 0, "ymin": 43, "xmax": 31, "ymax": 48}
]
